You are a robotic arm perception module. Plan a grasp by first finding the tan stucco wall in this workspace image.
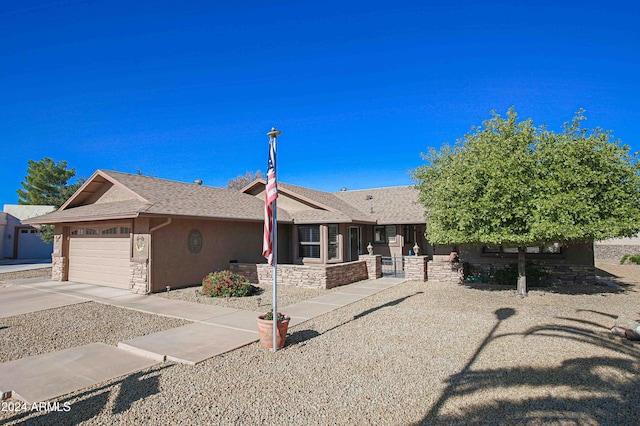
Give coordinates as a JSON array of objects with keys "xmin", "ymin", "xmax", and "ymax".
[
  {"xmin": 85, "ymin": 183, "xmax": 135, "ymax": 204},
  {"xmin": 149, "ymin": 218, "xmax": 267, "ymax": 292},
  {"xmin": 363, "ymin": 224, "xmax": 429, "ymax": 258}
]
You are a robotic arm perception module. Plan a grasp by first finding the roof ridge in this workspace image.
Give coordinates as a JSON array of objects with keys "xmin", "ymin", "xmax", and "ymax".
[{"xmin": 332, "ymin": 185, "xmax": 414, "ymax": 193}]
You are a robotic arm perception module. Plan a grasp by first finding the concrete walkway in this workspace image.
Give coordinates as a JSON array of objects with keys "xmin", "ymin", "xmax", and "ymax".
[{"xmin": 0, "ymin": 277, "xmax": 405, "ymax": 403}]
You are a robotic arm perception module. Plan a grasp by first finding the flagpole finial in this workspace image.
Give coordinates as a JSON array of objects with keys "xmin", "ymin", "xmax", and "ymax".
[{"xmin": 267, "ymin": 127, "xmax": 281, "ymax": 138}]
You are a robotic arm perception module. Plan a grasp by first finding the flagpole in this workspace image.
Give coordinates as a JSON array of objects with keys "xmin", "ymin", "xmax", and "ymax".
[{"xmin": 267, "ymin": 127, "xmax": 281, "ymax": 352}]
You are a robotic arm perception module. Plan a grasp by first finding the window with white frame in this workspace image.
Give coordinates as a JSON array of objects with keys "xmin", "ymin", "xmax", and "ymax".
[
  {"xmin": 328, "ymin": 225, "xmax": 339, "ymax": 260},
  {"xmin": 373, "ymin": 225, "xmax": 397, "ymax": 243},
  {"xmin": 298, "ymin": 225, "xmax": 320, "ymax": 258}
]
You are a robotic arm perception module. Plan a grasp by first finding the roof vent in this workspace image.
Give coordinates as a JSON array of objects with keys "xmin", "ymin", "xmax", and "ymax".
[
  {"xmin": 340, "ymin": 187, "xmax": 347, "ymax": 192},
  {"xmin": 194, "ymin": 179, "xmax": 203, "ymax": 185}
]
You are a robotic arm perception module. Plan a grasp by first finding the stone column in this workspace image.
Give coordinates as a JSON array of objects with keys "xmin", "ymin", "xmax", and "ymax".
[
  {"xmin": 359, "ymin": 254, "xmax": 382, "ymax": 279},
  {"xmin": 405, "ymin": 256, "xmax": 428, "ymax": 282},
  {"xmin": 51, "ymin": 255, "xmax": 67, "ymax": 281},
  {"xmin": 130, "ymin": 258, "xmax": 148, "ymax": 294},
  {"xmin": 130, "ymin": 233, "xmax": 150, "ymax": 294}
]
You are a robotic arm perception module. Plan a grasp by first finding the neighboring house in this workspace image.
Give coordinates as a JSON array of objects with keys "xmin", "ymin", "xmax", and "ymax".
[
  {"xmin": 1, "ymin": 204, "xmax": 55, "ymax": 260},
  {"xmin": 25, "ymin": 169, "xmax": 595, "ymax": 292}
]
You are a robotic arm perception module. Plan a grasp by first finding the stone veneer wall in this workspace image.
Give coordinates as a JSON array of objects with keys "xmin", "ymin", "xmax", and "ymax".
[
  {"xmin": 405, "ymin": 256, "xmax": 428, "ymax": 281},
  {"xmin": 463, "ymin": 260, "xmax": 596, "ymax": 285},
  {"xmin": 130, "ymin": 259, "xmax": 148, "ymax": 294},
  {"xmin": 51, "ymin": 255, "xmax": 67, "ymax": 281},
  {"xmin": 359, "ymin": 255, "xmax": 382, "ymax": 279},
  {"xmin": 427, "ymin": 260, "xmax": 464, "ymax": 283},
  {"xmin": 230, "ymin": 260, "xmax": 369, "ymax": 290}
]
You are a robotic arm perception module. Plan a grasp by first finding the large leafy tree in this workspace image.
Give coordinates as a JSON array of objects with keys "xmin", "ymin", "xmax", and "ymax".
[
  {"xmin": 17, "ymin": 157, "xmax": 84, "ymax": 242},
  {"xmin": 412, "ymin": 108, "xmax": 640, "ymax": 296}
]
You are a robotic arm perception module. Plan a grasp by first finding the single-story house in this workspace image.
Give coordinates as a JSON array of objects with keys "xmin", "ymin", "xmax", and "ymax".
[
  {"xmin": 1, "ymin": 204, "xmax": 55, "ymax": 259},
  {"xmin": 26, "ymin": 170, "xmax": 595, "ymax": 292},
  {"xmin": 25, "ymin": 170, "xmax": 429, "ymax": 293}
]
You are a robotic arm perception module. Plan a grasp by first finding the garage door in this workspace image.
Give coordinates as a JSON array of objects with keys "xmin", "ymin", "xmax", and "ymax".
[{"xmin": 69, "ymin": 226, "xmax": 131, "ymax": 289}]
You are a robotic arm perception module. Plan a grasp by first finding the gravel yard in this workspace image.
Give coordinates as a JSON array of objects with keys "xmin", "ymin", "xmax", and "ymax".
[
  {"xmin": 157, "ymin": 279, "xmax": 373, "ymax": 312},
  {"xmin": 0, "ymin": 302, "xmax": 189, "ymax": 363},
  {"xmin": 2, "ymin": 262, "xmax": 640, "ymax": 425}
]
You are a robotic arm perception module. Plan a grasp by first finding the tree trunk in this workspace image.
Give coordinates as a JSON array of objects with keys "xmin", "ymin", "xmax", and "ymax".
[{"xmin": 517, "ymin": 246, "xmax": 527, "ymax": 297}]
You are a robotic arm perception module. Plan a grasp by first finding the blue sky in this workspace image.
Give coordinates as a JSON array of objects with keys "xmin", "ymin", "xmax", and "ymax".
[{"xmin": 1, "ymin": 0, "xmax": 638, "ymax": 205}]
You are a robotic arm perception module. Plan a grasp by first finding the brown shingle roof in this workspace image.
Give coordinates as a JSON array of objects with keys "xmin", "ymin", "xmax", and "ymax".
[
  {"xmin": 333, "ymin": 186, "xmax": 425, "ymax": 224},
  {"xmin": 24, "ymin": 200, "xmax": 148, "ymax": 224},
  {"xmin": 28, "ymin": 170, "xmax": 292, "ymax": 224},
  {"xmin": 26, "ymin": 170, "xmax": 423, "ymax": 226},
  {"xmin": 277, "ymin": 182, "xmax": 375, "ymax": 223}
]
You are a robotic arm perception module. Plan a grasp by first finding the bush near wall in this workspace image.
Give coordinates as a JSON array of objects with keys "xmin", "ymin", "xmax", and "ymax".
[{"xmin": 201, "ymin": 270, "xmax": 253, "ymax": 297}]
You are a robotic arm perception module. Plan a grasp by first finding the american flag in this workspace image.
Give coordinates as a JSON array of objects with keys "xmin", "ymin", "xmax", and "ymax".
[{"xmin": 262, "ymin": 135, "xmax": 278, "ymax": 265}]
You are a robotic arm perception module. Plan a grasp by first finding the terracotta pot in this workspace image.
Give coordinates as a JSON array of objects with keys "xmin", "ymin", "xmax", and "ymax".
[{"xmin": 256, "ymin": 314, "xmax": 290, "ymax": 349}]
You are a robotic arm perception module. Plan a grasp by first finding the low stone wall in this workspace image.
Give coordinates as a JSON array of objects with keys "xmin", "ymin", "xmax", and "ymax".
[
  {"xmin": 545, "ymin": 264, "xmax": 596, "ymax": 285},
  {"xmin": 463, "ymin": 260, "xmax": 595, "ymax": 285},
  {"xmin": 325, "ymin": 261, "xmax": 369, "ymax": 289},
  {"xmin": 427, "ymin": 260, "xmax": 463, "ymax": 283},
  {"xmin": 230, "ymin": 260, "xmax": 369, "ymax": 290}
]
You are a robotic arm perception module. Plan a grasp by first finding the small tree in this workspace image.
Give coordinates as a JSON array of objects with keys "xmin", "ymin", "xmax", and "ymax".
[
  {"xmin": 412, "ymin": 108, "xmax": 640, "ymax": 296},
  {"xmin": 227, "ymin": 170, "xmax": 263, "ymax": 190},
  {"xmin": 17, "ymin": 158, "xmax": 84, "ymax": 242}
]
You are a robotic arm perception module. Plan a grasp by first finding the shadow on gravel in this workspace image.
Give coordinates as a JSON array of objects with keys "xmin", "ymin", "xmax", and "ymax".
[
  {"xmin": 595, "ymin": 267, "xmax": 618, "ymax": 278},
  {"xmin": 1, "ymin": 364, "xmax": 173, "ymax": 425},
  {"xmin": 285, "ymin": 292, "xmax": 424, "ymax": 347},
  {"xmin": 414, "ymin": 308, "xmax": 640, "ymax": 425}
]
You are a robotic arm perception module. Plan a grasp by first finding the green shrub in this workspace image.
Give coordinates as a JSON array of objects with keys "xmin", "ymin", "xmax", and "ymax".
[
  {"xmin": 261, "ymin": 311, "xmax": 287, "ymax": 321},
  {"xmin": 494, "ymin": 261, "xmax": 549, "ymax": 287},
  {"xmin": 620, "ymin": 254, "xmax": 640, "ymax": 265},
  {"xmin": 201, "ymin": 270, "xmax": 253, "ymax": 297}
]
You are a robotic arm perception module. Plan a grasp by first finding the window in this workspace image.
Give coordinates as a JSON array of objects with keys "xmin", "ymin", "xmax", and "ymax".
[
  {"xmin": 404, "ymin": 225, "xmax": 411, "ymax": 244},
  {"xmin": 120, "ymin": 227, "xmax": 131, "ymax": 234},
  {"xmin": 482, "ymin": 244, "xmax": 562, "ymax": 255},
  {"xmin": 328, "ymin": 225, "xmax": 339, "ymax": 260},
  {"xmin": 299, "ymin": 225, "xmax": 320, "ymax": 258},
  {"xmin": 373, "ymin": 225, "xmax": 397, "ymax": 243},
  {"xmin": 102, "ymin": 227, "xmax": 117, "ymax": 235},
  {"xmin": 85, "ymin": 228, "xmax": 98, "ymax": 235},
  {"xmin": 71, "ymin": 229, "xmax": 84, "ymax": 236}
]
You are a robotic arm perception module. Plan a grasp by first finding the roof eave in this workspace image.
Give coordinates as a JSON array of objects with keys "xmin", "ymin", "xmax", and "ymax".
[{"xmin": 23, "ymin": 212, "xmax": 140, "ymax": 225}]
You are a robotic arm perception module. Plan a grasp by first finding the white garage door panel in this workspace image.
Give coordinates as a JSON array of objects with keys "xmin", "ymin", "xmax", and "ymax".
[{"xmin": 69, "ymin": 238, "xmax": 131, "ymax": 288}]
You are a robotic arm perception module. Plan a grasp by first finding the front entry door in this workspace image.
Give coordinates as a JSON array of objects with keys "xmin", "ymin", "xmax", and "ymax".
[{"xmin": 348, "ymin": 227, "xmax": 360, "ymax": 261}]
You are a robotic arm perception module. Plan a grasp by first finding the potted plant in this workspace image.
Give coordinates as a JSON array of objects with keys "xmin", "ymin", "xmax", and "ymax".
[{"xmin": 256, "ymin": 311, "xmax": 290, "ymax": 349}]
